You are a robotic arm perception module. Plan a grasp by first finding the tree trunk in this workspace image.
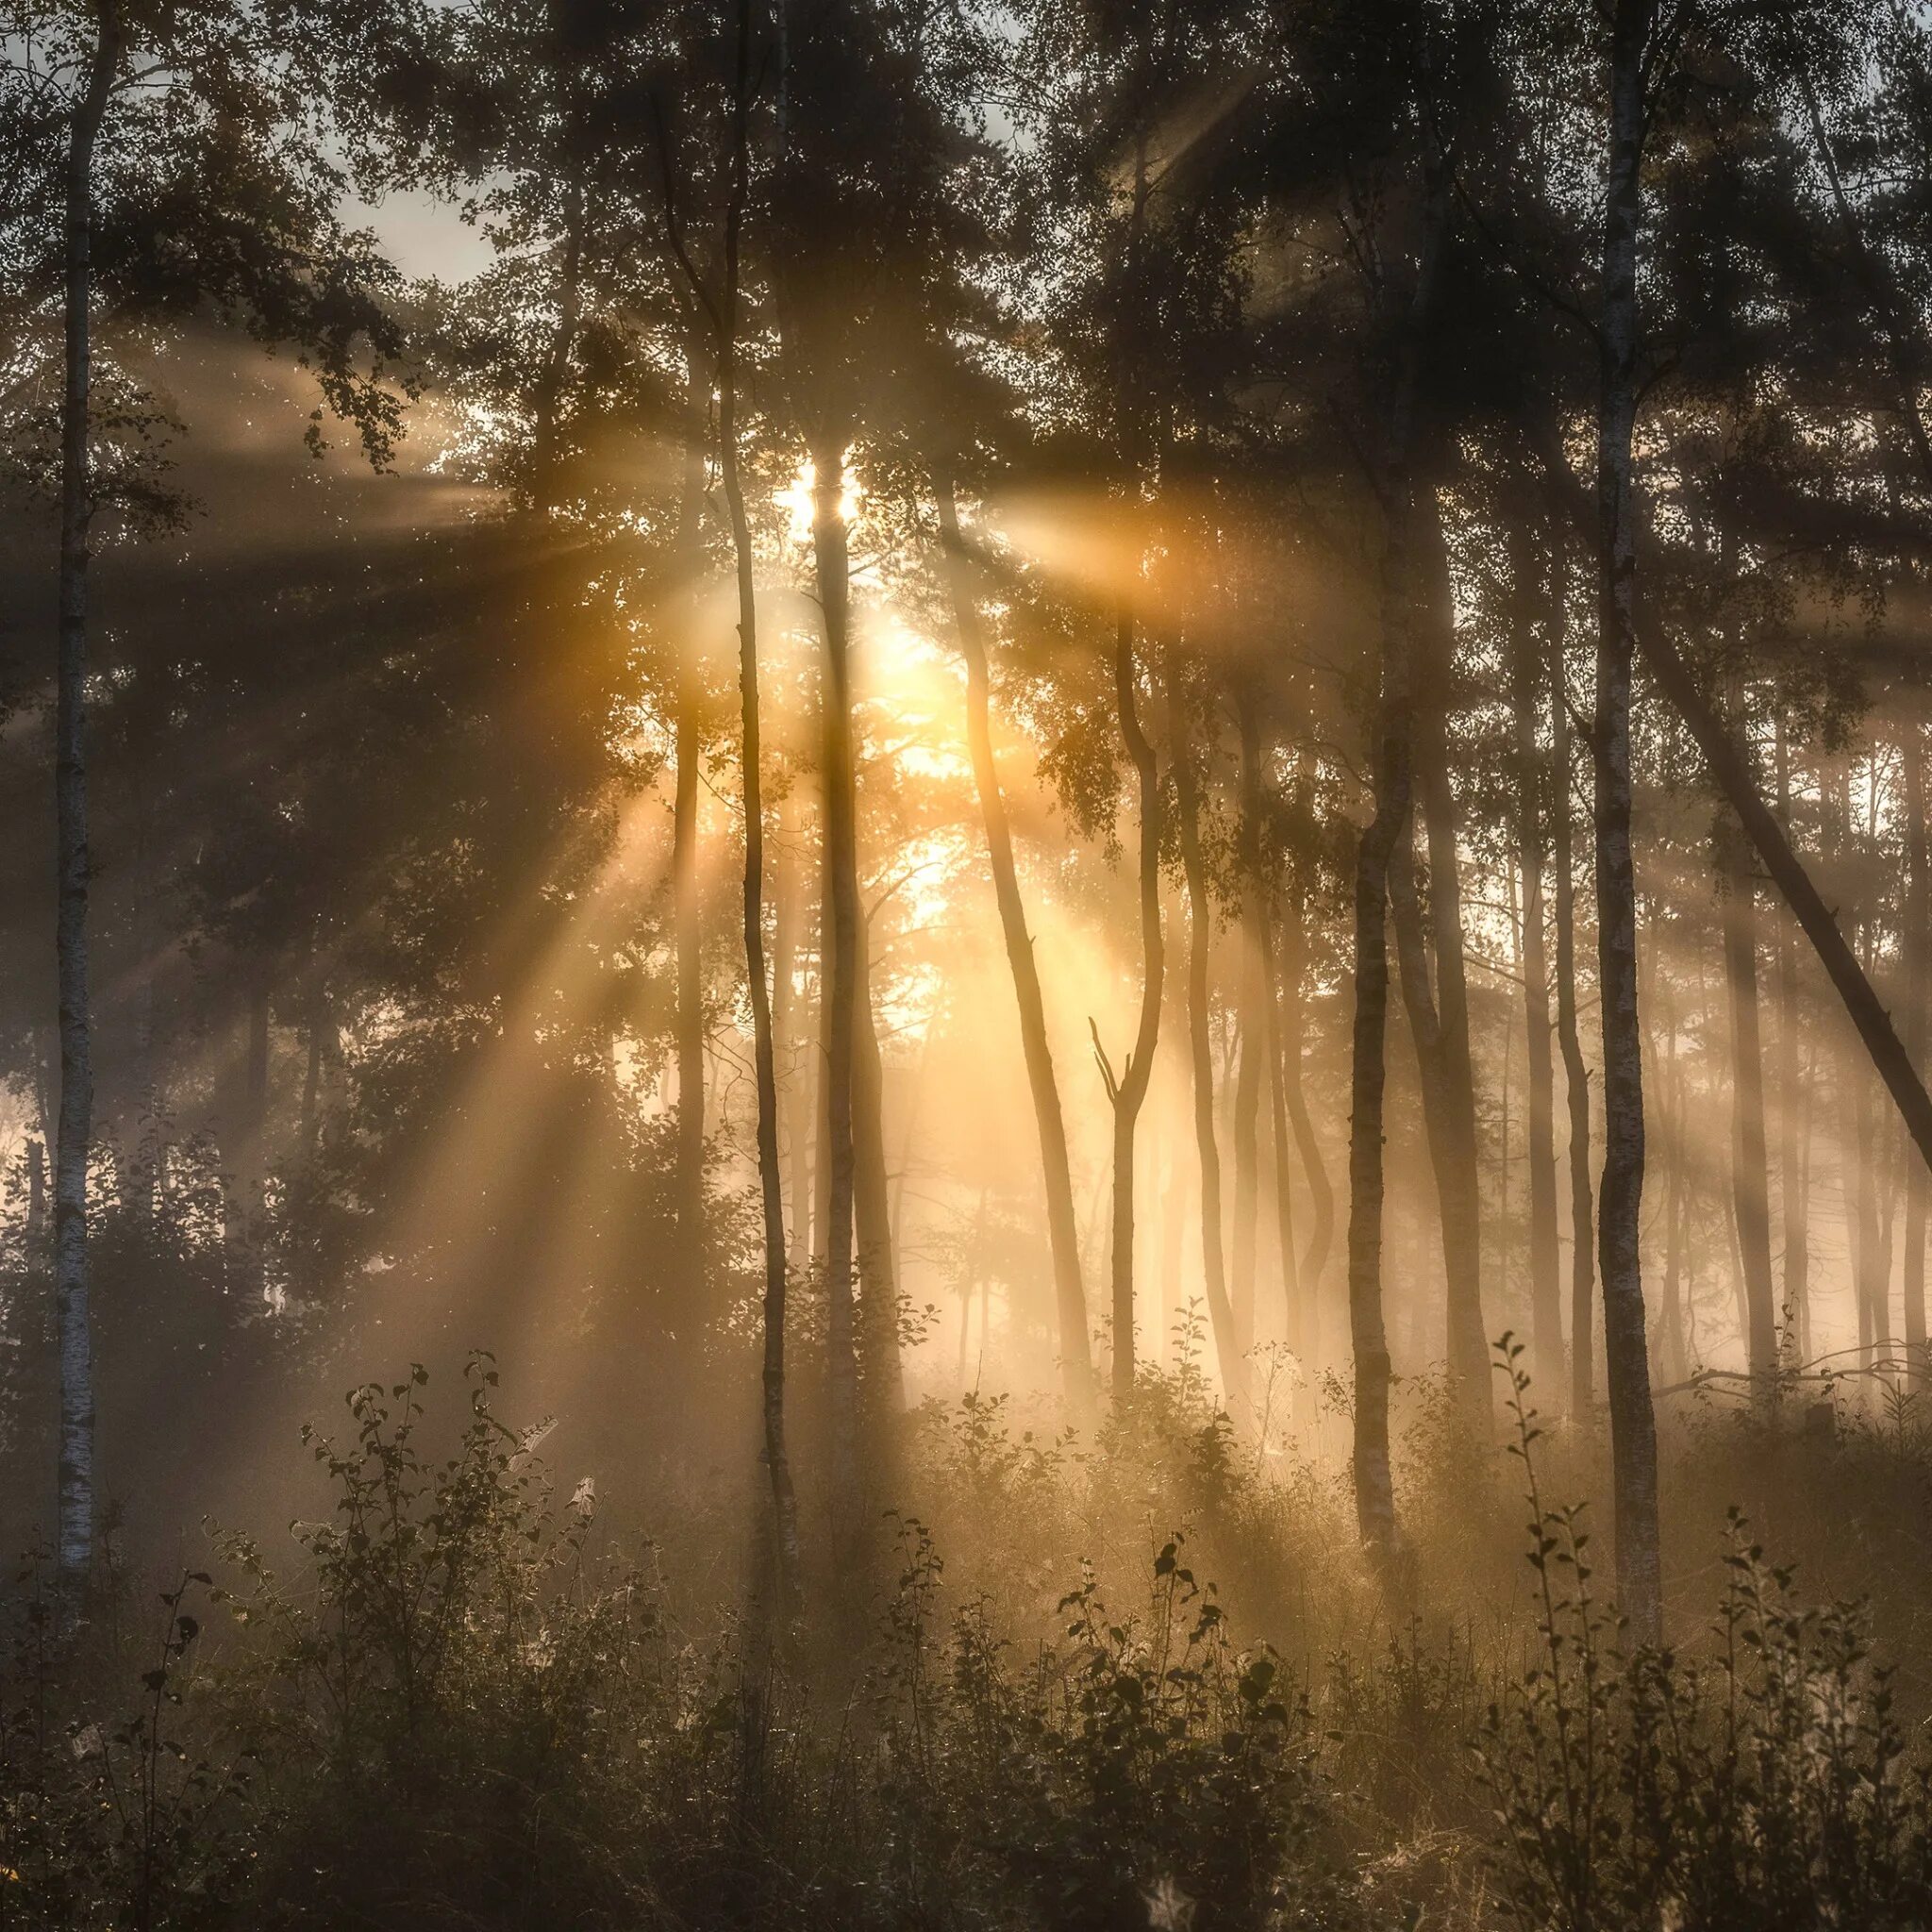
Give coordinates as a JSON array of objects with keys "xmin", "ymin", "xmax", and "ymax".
[
  {"xmin": 1099, "ymin": 613, "xmax": 1163, "ymax": 1405},
  {"xmin": 1719, "ymin": 803, "xmax": 1777, "ymax": 1387},
  {"xmin": 1170, "ymin": 681, "xmax": 1246, "ymax": 1412},
  {"xmin": 1410, "ymin": 499, "xmax": 1489, "ymax": 1408},
  {"xmin": 1341, "ymin": 117, "xmax": 1454, "ymax": 1578},
  {"xmin": 1638, "ymin": 624, "xmax": 1932, "ymax": 1190},
  {"xmin": 1388, "ymin": 840, "xmax": 1474, "ymax": 1341},
  {"xmin": 811, "ymin": 839, "xmax": 833, "ymax": 1276},
  {"xmin": 1657, "ymin": 983, "xmax": 1688, "ymax": 1384},
  {"xmin": 54, "ymin": 0, "xmax": 121, "ymax": 1606},
  {"xmin": 1509, "ymin": 553, "xmax": 1563, "ymax": 1410},
  {"xmin": 672, "ymin": 356, "xmax": 708, "ymax": 1347},
  {"xmin": 936, "ymin": 480, "xmax": 1093, "ymax": 1408},
  {"xmin": 1905, "ymin": 724, "xmax": 1927, "ymax": 1388},
  {"xmin": 713, "ymin": 26, "xmax": 799, "ymax": 1603},
  {"xmin": 1347, "ymin": 499, "xmax": 1413, "ymax": 1576},
  {"xmin": 1232, "ymin": 693, "xmax": 1267, "ymax": 1368},
  {"xmin": 132, "ymin": 837, "xmax": 158, "ymax": 1227},
  {"xmin": 852, "ymin": 908, "xmax": 904, "ymax": 1423},
  {"xmin": 1279, "ymin": 854, "xmax": 1335, "ymax": 1298},
  {"xmin": 1547, "ymin": 545, "xmax": 1597, "ymax": 1415},
  {"xmin": 1594, "ymin": 0, "xmax": 1662, "ymax": 1644},
  {"xmin": 1854, "ymin": 1045, "xmax": 1883, "ymax": 1374},
  {"xmin": 1774, "ymin": 716, "xmax": 1809, "ymax": 1365},
  {"xmin": 811, "ymin": 431, "xmax": 862, "ymax": 1530},
  {"xmin": 772, "ymin": 801, "xmax": 811, "ymax": 1281},
  {"xmin": 27, "ymin": 1140, "xmax": 46, "ymax": 1252},
  {"xmin": 1261, "ymin": 905, "xmax": 1301, "ymax": 1357}
]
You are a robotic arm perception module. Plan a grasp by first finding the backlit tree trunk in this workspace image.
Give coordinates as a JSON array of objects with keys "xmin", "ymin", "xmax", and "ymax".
[
  {"xmin": 1171, "ymin": 683, "xmax": 1246, "ymax": 1411},
  {"xmin": 1774, "ymin": 717, "xmax": 1809, "ymax": 1364},
  {"xmin": 1410, "ymin": 500, "xmax": 1488, "ymax": 1409},
  {"xmin": 1720, "ymin": 801, "xmax": 1777, "ymax": 1388},
  {"xmin": 1509, "ymin": 547, "xmax": 1563, "ymax": 1410},
  {"xmin": 1279, "ymin": 828, "xmax": 1335, "ymax": 1299},
  {"xmin": 712, "ymin": 22, "xmax": 798, "ymax": 1601},
  {"xmin": 853, "ymin": 909, "xmax": 904, "ymax": 1423},
  {"xmin": 1905, "ymin": 724, "xmax": 1927, "ymax": 1388},
  {"xmin": 937, "ymin": 480, "xmax": 1093, "ymax": 1409},
  {"xmin": 1099, "ymin": 613, "xmax": 1163, "ymax": 1404},
  {"xmin": 1232, "ymin": 691, "xmax": 1267, "ymax": 1367},
  {"xmin": 1594, "ymin": 0, "xmax": 1662, "ymax": 1643},
  {"xmin": 672, "ymin": 356, "xmax": 708, "ymax": 1341},
  {"xmin": 1347, "ymin": 497, "xmax": 1413, "ymax": 1575},
  {"xmin": 1657, "ymin": 982, "xmax": 1688, "ymax": 1386},
  {"xmin": 772, "ymin": 800, "xmax": 811, "ymax": 1279},
  {"xmin": 1638, "ymin": 626, "xmax": 1932, "ymax": 1211},
  {"xmin": 54, "ymin": 0, "xmax": 123, "ymax": 1606},
  {"xmin": 1547, "ymin": 544, "xmax": 1597, "ymax": 1415},
  {"xmin": 1261, "ymin": 900, "xmax": 1301, "ymax": 1357},
  {"xmin": 811, "ymin": 432, "xmax": 862, "ymax": 1527}
]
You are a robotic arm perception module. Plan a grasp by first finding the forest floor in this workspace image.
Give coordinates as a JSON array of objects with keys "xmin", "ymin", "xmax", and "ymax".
[{"xmin": 6, "ymin": 1346, "xmax": 1932, "ymax": 1929}]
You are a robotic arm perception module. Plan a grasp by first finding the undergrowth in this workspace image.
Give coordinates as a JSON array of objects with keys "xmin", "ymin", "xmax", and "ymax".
[{"xmin": 2, "ymin": 1345, "xmax": 1931, "ymax": 1928}]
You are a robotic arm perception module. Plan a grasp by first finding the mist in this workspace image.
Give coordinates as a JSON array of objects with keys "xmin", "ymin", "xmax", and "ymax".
[{"xmin": 7, "ymin": 0, "xmax": 1932, "ymax": 1924}]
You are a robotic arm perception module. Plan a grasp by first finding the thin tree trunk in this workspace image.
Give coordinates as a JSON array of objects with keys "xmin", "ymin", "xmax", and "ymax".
[
  {"xmin": 672, "ymin": 356, "xmax": 708, "ymax": 1342},
  {"xmin": 1097, "ymin": 613, "xmax": 1162, "ymax": 1404},
  {"xmin": 1639, "ymin": 624, "xmax": 1932, "ymax": 1184},
  {"xmin": 1830, "ymin": 753, "xmax": 1866, "ymax": 1374},
  {"xmin": 1509, "ymin": 555, "xmax": 1563, "ymax": 1409},
  {"xmin": 1548, "ymin": 546, "xmax": 1597, "ymax": 1415},
  {"xmin": 27, "ymin": 1140, "xmax": 46, "ymax": 1252},
  {"xmin": 1657, "ymin": 984, "xmax": 1688, "ymax": 1385},
  {"xmin": 54, "ymin": 0, "xmax": 121, "ymax": 1605},
  {"xmin": 1501, "ymin": 874, "xmax": 1515, "ymax": 1290},
  {"xmin": 772, "ymin": 802, "xmax": 810, "ymax": 1280},
  {"xmin": 1279, "ymin": 858, "xmax": 1335, "ymax": 1296},
  {"xmin": 1170, "ymin": 679, "xmax": 1245, "ymax": 1412},
  {"xmin": 1774, "ymin": 717, "xmax": 1809, "ymax": 1365},
  {"xmin": 1261, "ymin": 906, "xmax": 1301, "ymax": 1356},
  {"xmin": 1411, "ymin": 499, "xmax": 1489, "ymax": 1408},
  {"xmin": 711, "ymin": 47, "xmax": 799, "ymax": 1596},
  {"xmin": 1856, "ymin": 1047, "xmax": 1883, "ymax": 1374},
  {"xmin": 937, "ymin": 480, "xmax": 1092, "ymax": 1408},
  {"xmin": 811, "ymin": 836, "xmax": 833, "ymax": 1276},
  {"xmin": 1595, "ymin": 0, "xmax": 1662, "ymax": 1643},
  {"xmin": 1720, "ymin": 806, "xmax": 1777, "ymax": 1386},
  {"xmin": 1905, "ymin": 724, "xmax": 1927, "ymax": 1388},
  {"xmin": 132, "ymin": 827, "xmax": 158, "ymax": 1226},
  {"xmin": 1347, "ymin": 504, "xmax": 1413, "ymax": 1576},
  {"xmin": 852, "ymin": 908, "xmax": 903, "ymax": 1422},
  {"xmin": 1342, "ymin": 116, "xmax": 1453, "ymax": 1579},
  {"xmin": 1388, "ymin": 840, "xmax": 1472, "ymax": 1344},
  {"xmin": 1713, "ymin": 606, "xmax": 1780, "ymax": 1401},
  {"xmin": 1232, "ymin": 691, "xmax": 1266, "ymax": 1363},
  {"xmin": 811, "ymin": 431, "xmax": 862, "ymax": 1531}
]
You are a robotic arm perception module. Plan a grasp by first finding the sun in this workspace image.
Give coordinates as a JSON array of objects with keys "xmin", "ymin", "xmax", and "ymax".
[{"xmin": 777, "ymin": 455, "xmax": 864, "ymax": 541}]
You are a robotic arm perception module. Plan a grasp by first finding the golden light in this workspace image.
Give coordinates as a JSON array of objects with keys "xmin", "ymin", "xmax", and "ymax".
[{"xmin": 777, "ymin": 455, "xmax": 863, "ymax": 541}]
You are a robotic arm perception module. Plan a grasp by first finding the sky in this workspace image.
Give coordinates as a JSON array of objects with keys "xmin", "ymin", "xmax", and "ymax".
[{"xmin": 346, "ymin": 185, "xmax": 498, "ymax": 284}]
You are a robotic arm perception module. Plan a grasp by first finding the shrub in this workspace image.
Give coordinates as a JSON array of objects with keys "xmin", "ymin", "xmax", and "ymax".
[{"xmin": 1476, "ymin": 1337, "xmax": 1932, "ymax": 1932}]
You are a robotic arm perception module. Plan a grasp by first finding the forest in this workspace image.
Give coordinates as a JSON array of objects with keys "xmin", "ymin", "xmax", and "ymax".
[{"xmin": 6, "ymin": 0, "xmax": 1932, "ymax": 1922}]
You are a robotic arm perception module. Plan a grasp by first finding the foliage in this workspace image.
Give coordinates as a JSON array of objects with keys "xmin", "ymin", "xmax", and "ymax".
[{"xmin": 1477, "ymin": 1338, "xmax": 1932, "ymax": 1932}]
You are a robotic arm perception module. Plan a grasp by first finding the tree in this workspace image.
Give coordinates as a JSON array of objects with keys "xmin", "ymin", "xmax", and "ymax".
[
  {"xmin": 937, "ymin": 480, "xmax": 1095, "ymax": 1410},
  {"xmin": 6, "ymin": 0, "xmax": 404, "ymax": 1604}
]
